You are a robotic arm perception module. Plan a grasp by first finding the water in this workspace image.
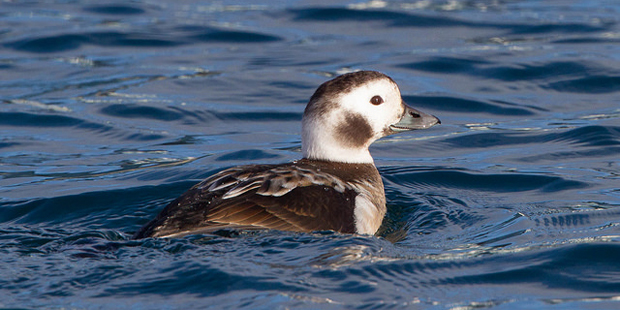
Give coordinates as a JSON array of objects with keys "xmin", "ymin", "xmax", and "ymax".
[{"xmin": 1, "ymin": 0, "xmax": 619, "ymax": 309}]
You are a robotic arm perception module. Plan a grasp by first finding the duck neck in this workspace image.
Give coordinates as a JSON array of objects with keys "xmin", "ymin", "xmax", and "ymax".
[{"xmin": 301, "ymin": 136, "xmax": 374, "ymax": 164}]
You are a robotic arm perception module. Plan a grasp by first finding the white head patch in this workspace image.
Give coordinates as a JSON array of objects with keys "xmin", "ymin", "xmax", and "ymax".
[{"xmin": 302, "ymin": 71, "xmax": 406, "ymax": 163}]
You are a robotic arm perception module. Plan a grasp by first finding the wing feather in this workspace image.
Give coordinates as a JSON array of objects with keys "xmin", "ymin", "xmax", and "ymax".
[{"xmin": 133, "ymin": 163, "xmax": 364, "ymax": 238}]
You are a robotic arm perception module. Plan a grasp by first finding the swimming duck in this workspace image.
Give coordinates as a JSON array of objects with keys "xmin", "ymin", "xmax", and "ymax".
[{"xmin": 134, "ymin": 71, "xmax": 439, "ymax": 238}]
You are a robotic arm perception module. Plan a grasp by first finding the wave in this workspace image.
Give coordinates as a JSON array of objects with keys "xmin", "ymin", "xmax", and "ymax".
[
  {"xmin": 403, "ymin": 95, "xmax": 540, "ymax": 116},
  {"xmin": 443, "ymin": 125, "xmax": 620, "ymax": 148},
  {"xmin": 5, "ymin": 28, "xmax": 282, "ymax": 53}
]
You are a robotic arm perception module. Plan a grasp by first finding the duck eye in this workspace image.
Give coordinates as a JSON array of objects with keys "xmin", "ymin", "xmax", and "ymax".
[{"xmin": 370, "ymin": 95, "xmax": 383, "ymax": 105}]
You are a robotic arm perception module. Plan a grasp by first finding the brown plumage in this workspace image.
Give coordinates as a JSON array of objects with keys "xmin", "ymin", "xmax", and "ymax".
[{"xmin": 134, "ymin": 159, "xmax": 382, "ymax": 238}]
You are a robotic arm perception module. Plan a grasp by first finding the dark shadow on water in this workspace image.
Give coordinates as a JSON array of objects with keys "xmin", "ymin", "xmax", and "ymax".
[
  {"xmin": 0, "ymin": 182, "xmax": 198, "ymax": 230},
  {"xmin": 209, "ymin": 111, "xmax": 302, "ymax": 122},
  {"xmin": 84, "ymin": 5, "xmax": 145, "ymax": 15},
  {"xmin": 189, "ymin": 29, "xmax": 282, "ymax": 43},
  {"xmin": 5, "ymin": 28, "xmax": 283, "ymax": 53},
  {"xmin": 98, "ymin": 262, "xmax": 306, "ymax": 297},
  {"xmin": 440, "ymin": 243, "xmax": 620, "ymax": 293},
  {"xmin": 0, "ymin": 111, "xmax": 172, "ymax": 141},
  {"xmin": 288, "ymin": 7, "xmax": 612, "ymax": 35},
  {"xmin": 508, "ymin": 23, "xmax": 614, "ymax": 35},
  {"xmin": 403, "ymin": 95, "xmax": 540, "ymax": 116},
  {"xmin": 554, "ymin": 37, "xmax": 620, "ymax": 44},
  {"xmin": 399, "ymin": 57, "xmax": 604, "ymax": 84},
  {"xmin": 398, "ymin": 56, "xmax": 490, "ymax": 74},
  {"xmin": 215, "ymin": 149, "xmax": 281, "ymax": 161},
  {"xmin": 546, "ymin": 75, "xmax": 620, "ymax": 93},
  {"xmin": 444, "ymin": 125, "xmax": 620, "ymax": 148},
  {"xmin": 5, "ymin": 32, "xmax": 182, "ymax": 53},
  {"xmin": 345, "ymin": 243, "xmax": 620, "ymax": 296},
  {"xmin": 0, "ymin": 141, "xmax": 21, "ymax": 149},
  {"xmin": 385, "ymin": 169, "xmax": 588, "ymax": 193},
  {"xmin": 290, "ymin": 7, "xmax": 475, "ymax": 28},
  {"xmin": 518, "ymin": 146, "xmax": 620, "ymax": 162},
  {"xmin": 100, "ymin": 104, "xmax": 185, "ymax": 121},
  {"xmin": 0, "ymin": 111, "xmax": 84, "ymax": 127}
]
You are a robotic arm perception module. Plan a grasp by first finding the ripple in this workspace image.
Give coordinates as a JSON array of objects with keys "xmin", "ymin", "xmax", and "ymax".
[
  {"xmin": 84, "ymin": 5, "xmax": 145, "ymax": 15},
  {"xmin": 546, "ymin": 75, "xmax": 620, "ymax": 93},
  {"xmin": 553, "ymin": 125, "xmax": 620, "ymax": 146},
  {"xmin": 104, "ymin": 261, "xmax": 303, "ymax": 297},
  {"xmin": 439, "ymin": 243, "xmax": 620, "ymax": 293},
  {"xmin": 386, "ymin": 169, "xmax": 588, "ymax": 193},
  {"xmin": 289, "ymin": 7, "xmax": 503, "ymax": 29},
  {"xmin": 480, "ymin": 61, "xmax": 593, "ymax": 82},
  {"xmin": 0, "ymin": 141, "xmax": 20, "ymax": 149},
  {"xmin": 215, "ymin": 149, "xmax": 281, "ymax": 161},
  {"xmin": 398, "ymin": 56, "xmax": 489, "ymax": 74},
  {"xmin": 187, "ymin": 27, "xmax": 283, "ymax": 43},
  {"xmin": 5, "ymin": 32, "xmax": 181, "ymax": 53},
  {"xmin": 100, "ymin": 104, "xmax": 185, "ymax": 121},
  {"xmin": 288, "ymin": 6, "xmax": 614, "ymax": 41},
  {"xmin": 508, "ymin": 23, "xmax": 610, "ymax": 35},
  {"xmin": 400, "ymin": 57, "xmax": 601, "ymax": 83},
  {"xmin": 290, "ymin": 7, "xmax": 422, "ymax": 23},
  {"xmin": 0, "ymin": 63, "xmax": 15, "ymax": 70},
  {"xmin": 335, "ymin": 242, "xmax": 620, "ymax": 306},
  {"xmin": 0, "ymin": 112, "xmax": 84, "ymax": 127},
  {"xmin": 0, "ymin": 182, "xmax": 191, "ymax": 228},
  {"xmin": 518, "ymin": 147, "xmax": 620, "ymax": 162},
  {"xmin": 5, "ymin": 27, "xmax": 282, "ymax": 53},
  {"xmin": 554, "ymin": 37, "xmax": 620, "ymax": 44},
  {"xmin": 444, "ymin": 125, "xmax": 620, "ymax": 148},
  {"xmin": 210, "ymin": 111, "xmax": 302, "ymax": 122},
  {"xmin": 404, "ymin": 95, "xmax": 538, "ymax": 116}
]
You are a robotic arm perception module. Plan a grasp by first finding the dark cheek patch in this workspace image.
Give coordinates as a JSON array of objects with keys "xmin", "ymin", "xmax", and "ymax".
[{"xmin": 335, "ymin": 112, "xmax": 373, "ymax": 148}]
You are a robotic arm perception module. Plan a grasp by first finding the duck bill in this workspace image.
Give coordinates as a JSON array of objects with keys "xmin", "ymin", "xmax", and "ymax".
[{"xmin": 389, "ymin": 102, "xmax": 440, "ymax": 133}]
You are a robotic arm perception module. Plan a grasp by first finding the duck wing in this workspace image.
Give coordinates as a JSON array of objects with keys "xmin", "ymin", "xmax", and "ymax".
[{"xmin": 133, "ymin": 163, "xmax": 359, "ymax": 238}]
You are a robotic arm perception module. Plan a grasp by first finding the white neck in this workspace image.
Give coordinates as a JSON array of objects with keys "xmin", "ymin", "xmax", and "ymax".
[
  {"xmin": 301, "ymin": 119, "xmax": 375, "ymax": 164},
  {"xmin": 302, "ymin": 143, "xmax": 374, "ymax": 163}
]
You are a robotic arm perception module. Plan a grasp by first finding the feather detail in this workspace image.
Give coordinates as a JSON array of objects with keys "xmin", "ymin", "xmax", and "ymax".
[
  {"xmin": 133, "ymin": 159, "xmax": 385, "ymax": 238},
  {"xmin": 222, "ymin": 180, "xmax": 263, "ymax": 199},
  {"xmin": 199, "ymin": 164, "xmax": 351, "ymax": 200}
]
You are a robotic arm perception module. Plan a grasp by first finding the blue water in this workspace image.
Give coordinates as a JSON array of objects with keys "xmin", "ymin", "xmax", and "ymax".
[{"xmin": 1, "ymin": 0, "xmax": 619, "ymax": 309}]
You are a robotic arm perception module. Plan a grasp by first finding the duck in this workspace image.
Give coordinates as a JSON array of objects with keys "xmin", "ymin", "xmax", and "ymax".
[{"xmin": 133, "ymin": 70, "xmax": 440, "ymax": 239}]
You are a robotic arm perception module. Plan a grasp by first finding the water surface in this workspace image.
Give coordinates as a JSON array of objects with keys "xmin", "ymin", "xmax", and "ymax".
[{"xmin": 1, "ymin": 0, "xmax": 619, "ymax": 309}]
